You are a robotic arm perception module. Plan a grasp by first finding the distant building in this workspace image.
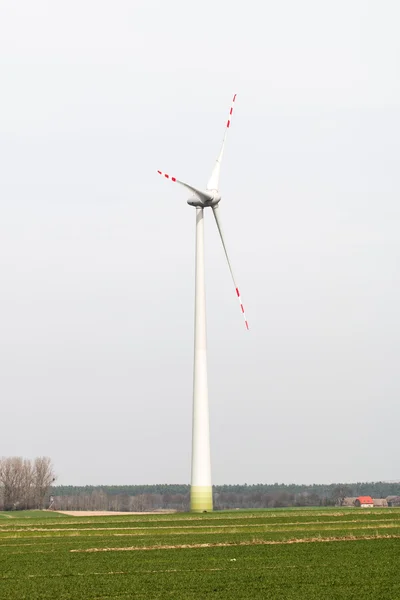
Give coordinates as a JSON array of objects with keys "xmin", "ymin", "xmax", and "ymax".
[
  {"xmin": 373, "ymin": 498, "xmax": 388, "ymax": 508},
  {"xmin": 354, "ymin": 496, "xmax": 374, "ymax": 508},
  {"xmin": 387, "ymin": 496, "xmax": 400, "ymax": 507},
  {"xmin": 342, "ymin": 496, "xmax": 395, "ymax": 508},
  {"xmin": 341, "ymin": 497, "xmax": 357, "ymax": 507}
]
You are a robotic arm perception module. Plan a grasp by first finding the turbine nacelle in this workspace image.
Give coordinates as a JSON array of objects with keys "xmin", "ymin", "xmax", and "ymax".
[{"xmin": 187, "ymin": 192, "xmax": 221, "ymax": 208}]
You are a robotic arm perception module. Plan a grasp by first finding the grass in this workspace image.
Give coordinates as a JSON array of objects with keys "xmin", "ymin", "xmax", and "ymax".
[
  {"xmin": 0, "ymin": 510, "xmax": 67, "ymax": 519},
  {"xmin": 0, "ymin": 508, "xmax": 399, "ymax": 599}
]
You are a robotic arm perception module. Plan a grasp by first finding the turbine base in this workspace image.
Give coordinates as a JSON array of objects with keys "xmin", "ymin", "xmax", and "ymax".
[{"xmin": 190, "ymin": 485, "xmax": 213, "ymax": 512}]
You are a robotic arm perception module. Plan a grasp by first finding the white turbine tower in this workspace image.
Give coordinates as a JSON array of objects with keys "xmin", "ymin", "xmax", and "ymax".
[{"xmin": 157, "ymin": 94, "xmax": 248, "ymax": 512}]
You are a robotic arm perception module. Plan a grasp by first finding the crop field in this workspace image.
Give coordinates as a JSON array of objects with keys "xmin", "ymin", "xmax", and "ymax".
[{"xmin": 0, "ymin": 508, "xmax": 399, "ymax": 599}]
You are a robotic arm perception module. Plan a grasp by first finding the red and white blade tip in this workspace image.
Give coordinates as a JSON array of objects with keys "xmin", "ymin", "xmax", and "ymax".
[
  {"xmin": 236, "ymin": 287, "xmax": 249, "ymax": 330},
  {"xmin": 226, "ymin": 94, "xmax": 237, "ymax": 129},
  {"xmin": 157, "ymin": 170, "xmax": 176, "ymax": 182}
]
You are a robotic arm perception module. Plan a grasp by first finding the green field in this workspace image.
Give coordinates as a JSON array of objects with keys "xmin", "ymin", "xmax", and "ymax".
[{"xmin": 0, "ymin": 508, "xmax": 399, "ymax": 599}]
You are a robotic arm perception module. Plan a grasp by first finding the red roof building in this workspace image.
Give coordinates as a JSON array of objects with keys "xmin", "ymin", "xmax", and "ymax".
[{"xmin": 354, "ymin": 496, "xmax": 374, "ymax": 507}]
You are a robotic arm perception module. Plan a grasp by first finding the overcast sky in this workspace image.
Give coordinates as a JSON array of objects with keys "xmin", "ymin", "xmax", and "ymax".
[{"xmin": 1, "ymin": 0, "xmax": 399, "ymax": 486}]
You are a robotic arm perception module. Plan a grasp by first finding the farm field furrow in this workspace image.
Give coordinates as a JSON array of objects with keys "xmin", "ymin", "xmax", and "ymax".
[{"xmin": 0, "ymin": 508, "xmax": 399, "ymax": 599}]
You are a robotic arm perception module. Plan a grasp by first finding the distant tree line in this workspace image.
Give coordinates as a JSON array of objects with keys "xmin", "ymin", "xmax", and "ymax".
[
  {"xmin": 2, "ymin": 456, "xmax": 398, "ymax": 513},
  {"xmin": 50, "ymin": 481, "xmax": 400, "ymax": 512},
  {"xmin": 0, "ymin": 457, "xmax": 56, "ymax": 511},
  {"xmin": 52, "ymin": 490, "xmax": 188, "ymax": 512}
]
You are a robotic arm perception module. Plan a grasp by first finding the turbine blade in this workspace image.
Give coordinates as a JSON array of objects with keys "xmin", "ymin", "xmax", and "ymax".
[
  {"xmin": 206, "ymin": 93, "xmax": 237, "ymax": 192},
  {"xmin": 157, "ymin": 170, "xmax": 213, "ymax": 204},
  {"xmin": 212, "ymin": 205, "xmax": 249, "ymax": 330}
]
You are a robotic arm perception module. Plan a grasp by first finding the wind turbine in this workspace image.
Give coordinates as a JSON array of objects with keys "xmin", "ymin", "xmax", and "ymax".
[{"xmin": 157, "ymin": 94, "xmax": 248, "ymax": 512}]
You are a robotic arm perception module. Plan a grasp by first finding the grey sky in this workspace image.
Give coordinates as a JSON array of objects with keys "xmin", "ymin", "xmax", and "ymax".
[{"xmin": 1, "ymin": 0, "xmax": 399, "ymax": 486}]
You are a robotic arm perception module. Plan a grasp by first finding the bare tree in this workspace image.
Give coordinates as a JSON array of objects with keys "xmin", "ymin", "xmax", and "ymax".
[
  {"xmin": 20, "ymin": 459, "xmax": 34, "ymax": 509},
  {"xmin": 0, "ymin": 456, "xmax": 56, "ymax": 510},
  {"xmin": 332, "ymin": 484, "xmax": 352, "ymax": 506},
  {"xmin": 0, "ymin": 457, "xmax": 25, "ymax": 509},
  {"xmin": 32, "ymin": 457, "xmax": 56, "ymax": 509}
]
